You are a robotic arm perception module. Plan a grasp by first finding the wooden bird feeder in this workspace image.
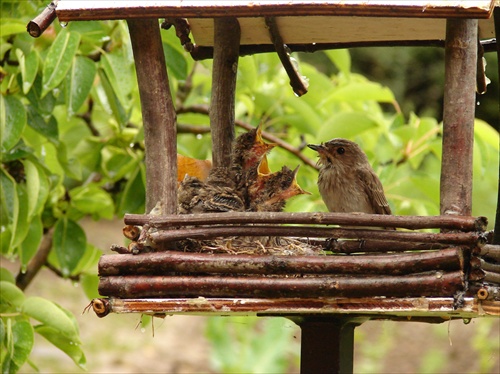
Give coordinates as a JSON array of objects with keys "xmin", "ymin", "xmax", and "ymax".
[{"xmin": 30, "ymin": 1, "xmax": 500, "ymax": 372}]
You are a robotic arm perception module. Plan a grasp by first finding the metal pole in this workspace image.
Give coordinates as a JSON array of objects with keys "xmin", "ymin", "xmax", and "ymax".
[{"xmin": 128, "ymin": 19, "xmax": 178, "ymax": 214}]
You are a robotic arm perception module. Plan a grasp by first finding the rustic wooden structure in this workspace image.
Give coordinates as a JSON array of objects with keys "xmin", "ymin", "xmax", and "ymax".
[{"xmin": 30, "ymin": 1, "xmax": 500, "ymax": 373}]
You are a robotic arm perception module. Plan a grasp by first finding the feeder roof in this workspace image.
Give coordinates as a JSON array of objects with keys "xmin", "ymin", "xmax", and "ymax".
[{"xmin": 56, "ymin": 0, "xmax": 498, "ymax": 45}]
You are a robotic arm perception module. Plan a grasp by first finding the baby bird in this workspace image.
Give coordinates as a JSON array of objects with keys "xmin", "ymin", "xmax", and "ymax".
[
  {"xmin": 308, "ymin": 138, "xmax": 391, "ymax": 215},
  {"xmin": 178, "ymin": 167, "xmax": 245, "ymax": 214},
  {"xmin": 231, "ymin": 123, "xmax": 275, "ymax": 188},
  {"xmin": 231, "ymin": 123, "xmax": 276, "ymax": 207},
  {"xmin": 249, "ymin": 165, "xmax": 310, "ymax": 212}
]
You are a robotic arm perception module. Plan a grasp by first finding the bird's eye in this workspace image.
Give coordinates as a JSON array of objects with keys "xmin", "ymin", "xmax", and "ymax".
[{"xmin": 336, "ymin": 147, "xmax": 345, "ymax": 155}]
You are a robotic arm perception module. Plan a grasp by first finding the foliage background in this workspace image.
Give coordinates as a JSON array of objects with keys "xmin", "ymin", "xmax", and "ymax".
[{"xmin": 1, "ymin": 1, "xmax": 499, "ymax": 373}]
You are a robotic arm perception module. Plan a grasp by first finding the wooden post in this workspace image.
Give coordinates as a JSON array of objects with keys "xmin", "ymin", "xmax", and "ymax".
[
  {"xmin": 128, "ymin": 19, "xmax": 178, "ymax": 213},
  {"xmin": 209, "ymin": 18, "xmax": 241, "ymax": 168},
  {"xmin": 493, "ymin": 7, "xmax": 500, "ymax": 245},
  {"xmin": 440, "ymin": 19, "xmax": 478, "ymax": 216},
  {"xmin": 299, "ymin": 318, "xmax": 363, "ymax": 374}
]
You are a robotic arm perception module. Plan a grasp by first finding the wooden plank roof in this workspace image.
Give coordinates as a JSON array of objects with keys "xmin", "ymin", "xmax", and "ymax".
[
  {"xmin": 55, "ymin": 0, "xmax": 498, "ymax": 45},
  {"xmin": 56, "ymin": 1, "xmax": 497, "ymax": 20}
]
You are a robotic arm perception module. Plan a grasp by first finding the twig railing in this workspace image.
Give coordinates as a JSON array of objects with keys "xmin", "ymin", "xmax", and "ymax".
[{"xmin": 95, "ymin": 212, "xmax": 499, "ymax": 303}]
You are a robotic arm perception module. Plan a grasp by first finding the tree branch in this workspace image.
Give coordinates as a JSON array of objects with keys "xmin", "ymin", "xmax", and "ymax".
[{"xmin": 16, "ymin": 229, "xmax": 53, "ymax": 290}]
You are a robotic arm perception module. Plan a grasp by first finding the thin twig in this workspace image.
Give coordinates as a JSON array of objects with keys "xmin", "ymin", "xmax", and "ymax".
[{"xmin": 265, "ymin": 17, "xmax": 308, "ymax": 96}]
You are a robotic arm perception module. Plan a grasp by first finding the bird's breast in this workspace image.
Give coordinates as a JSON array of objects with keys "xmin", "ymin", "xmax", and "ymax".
[{"xmin": 318, "ymin": 167, "xmax": 373, "ymax": 213}]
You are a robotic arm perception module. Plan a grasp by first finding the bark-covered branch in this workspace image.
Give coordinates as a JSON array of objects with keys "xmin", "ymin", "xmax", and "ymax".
[
  {"xmin": 98, "ymin": 271, "xmax": 464, "ymax": 299},
  {"xmin": 98, "ymin": 247, "xmax": 464, "ymax": 276},
  {"xmin": 125, "ymin": 211, "xmax": 486, "ymax": 231},
  {"xmin": 16, "ymin": 229, "xmax": 53, "ymax": 290},
  {"xmin": 148, "ymin": 225, "xmax": 483, "ymax": 246}
]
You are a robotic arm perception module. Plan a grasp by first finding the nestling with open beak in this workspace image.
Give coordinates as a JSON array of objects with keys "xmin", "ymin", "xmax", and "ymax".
[
  {"xmin": 231, "ymin": 123, "xmax": 276, "ymax": 188},
  {"xmin": 308, "ymin": 138, "xmax": 391, "ymax": 215},
  {"xmin": 248, "ymin": 165, "xmax": 311, "ymax": 212}
]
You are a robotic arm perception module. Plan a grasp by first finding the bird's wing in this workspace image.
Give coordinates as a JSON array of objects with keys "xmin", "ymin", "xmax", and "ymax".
[
  {"xmin": 202, "ymin": 188, "xmax": 245, "ymax": 212},
  {"xmin": 357, "ymin": 168, "xmax": 392, "ymax": 215}
]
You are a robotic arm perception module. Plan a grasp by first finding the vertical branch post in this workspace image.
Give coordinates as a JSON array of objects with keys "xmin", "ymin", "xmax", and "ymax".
[
  {"xmin": 128, "ymin": 19, "xmax": 178, "ymax": 213},
  {"xmin": 209, "ymin": 18, "xmax": 241, "ymax": 168},
  {"xmin": 493, "ymin": 7, "xmax": 500, "ymax": 244},
  {"xmin": 440, "ymin": 19, "xmax": 478, "ymax": 216}
]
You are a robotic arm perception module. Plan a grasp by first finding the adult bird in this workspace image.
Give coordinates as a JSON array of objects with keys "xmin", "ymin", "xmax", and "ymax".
[{"xmin": 308, "ymin": 138, "xmax": 391, "ymax": 215}]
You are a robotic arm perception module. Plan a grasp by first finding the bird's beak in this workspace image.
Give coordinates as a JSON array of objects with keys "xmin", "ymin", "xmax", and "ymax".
[
  {"xmin": 257, "ymin": 156, "xmax": 272, "ymax": 175},
  {"xmin": 307, "ymin": 143, "xmax": 325, "ymax": 153},
  {"xmin": 256, "ymin": 123, "xmax": 278, "ymax": 149},
  {"xmin": 291, "ymin": 165, "xmax": 312, "ymax": 196}
]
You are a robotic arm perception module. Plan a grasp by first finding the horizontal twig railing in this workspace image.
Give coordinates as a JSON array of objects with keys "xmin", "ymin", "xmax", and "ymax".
[
  {"xmin": 98, "ymin": 271, "xmax": 464, "ymax": 299},
  {"xmin": 98, "ymin": 247, "xmax": 464, "ymax": 276},
  {"xmin": 147, "ymin": 225, "xmax": 484, "ymax": 245},
  {"xmin": 124, "ymin": 212, "xmax": 487, "ymax": 231}
]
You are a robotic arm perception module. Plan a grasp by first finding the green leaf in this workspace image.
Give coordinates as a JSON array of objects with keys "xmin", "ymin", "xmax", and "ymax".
[
  {"xmin": 0, "ymin": 281, "xmax": 25, "ymax": 310},
  {"xmin": 80, "ymin": 274, "xmax": 101, "ymax": 300},
  {"xmin": 0, "ymin": 168, "xmax": 28, "ymax": 255},
  {"xmin": 325, "ymin": 49, "xmax": 351, "ymax": 77},
  {"xmin": 0, "ymin": 95, "xmax": 27, "ymax": 153},
  {"xmin": 97, "ymin": 68, "xmax": 128, "ymax": 127},
  {"xmin": 163, "ymin": 42, "xmax": 188, "ymax": 81},
  {"xmin": 51, "ymin": 140, "xmax": 82, "ymax": 180},
  {"xmin": 69, "ymin": 184, "xmax": 114, "ymax": 220},
  {"xmin": 22, "ymin": 297, "xmax": 81, "ymax": 343},
  {"xmin": 26, "ymin": 106, "xmax": 59, "ymax": 141},
  {"xmin": 0, "ymin": 167, "xmax": 17, "ymax": 229},
  {"xmin": 102, "ymin": 146, "xmax": 136, "ymax": 181},
  {"xmin": 17, "ymin": 49, "xmax": 39, "ymax": 94},
  {"xmin": 0, "ymin": 268, "xmax": 16, "ymax": 283},
  {"xmin": 10, "ymin": 184, "xmax": 30, "ymax": 251},
  {"xmin": 118, "ymin": 165, "xmax": 146, "ymax": 215},
  {"xmin": 19, "ymin": 216, "xmax": 43, "ymax": 271},
  {"xmin": 42, "ymin": 30, "xmax": 81, "ymax": 98},
  {"xmin": 283, "ymin": 97, "xmax": 323, "ymax": 134},
  {"xmin": 25, "ymin": 75, "xmax": 57, "ymax": 115},
  {"xmin": 22, "ymin": 159, "xmax": 49, "ymax": 219},
  {"xmin": 35, "ymin": 325, "xmax": 86, "ymax": 370},
  {"xmin": 318, "ymin": 112, "xmax": 379, "ymax": 141},
  {"xmin": 0, "ymin": 19, "xmax": 27, "ymax": 36},
  {"xmin": 65, "ymin": 56, "xmax": 96, "ymax": 117},
  {"xmin": 1, "ymin": 320, "xmax": 34, "ymax": 373},
  {"xmin": 52, "ymin": 218, "xmax": 87, "ymax": 277},
  {"xmin": 322, "ymin": 81, "xmax": 395, "ymax": 104},
  {"xmin": 100, "ymin": 52, "xmax": 134, "ymax": 103},
  {"xmin": 71, "ymin": 243, "xmax": 101, "ymax": 276}
]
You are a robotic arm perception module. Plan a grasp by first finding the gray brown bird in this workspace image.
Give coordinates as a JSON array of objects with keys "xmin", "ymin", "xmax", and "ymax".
[
  {"xmin": 308, "ymin": 138, "xmax": 391, "ymax": 215},
  {"xmin": 248, "ymin": 165, "xmax": 310, "ymax": 212}
]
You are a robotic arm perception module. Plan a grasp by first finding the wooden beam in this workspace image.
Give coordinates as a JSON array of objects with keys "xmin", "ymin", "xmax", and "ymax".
[
  {"xmin": 56, "ymin": 1, "xmax": 497, "ymax": 22},
  {"xmin": 209, "ymin": 18, "xmax": 240, "ymax": 168},
  {"xmin": 128, "ymin": 19, "xmax": 177, "ymax": 213},
  {"xmin": 440, "ymin": 19, "xmax": 478, "ymax": 216}
]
